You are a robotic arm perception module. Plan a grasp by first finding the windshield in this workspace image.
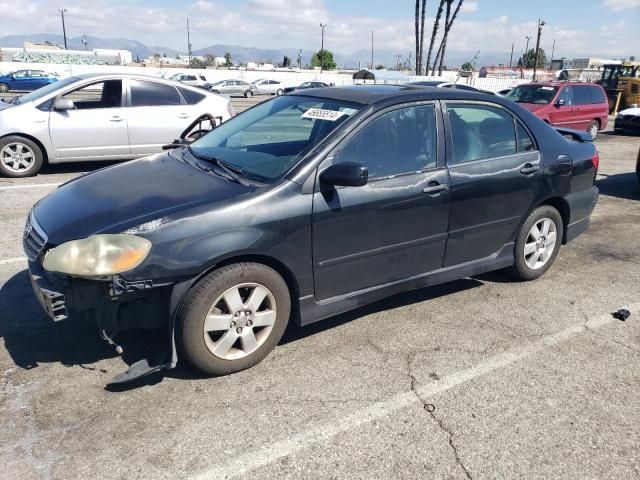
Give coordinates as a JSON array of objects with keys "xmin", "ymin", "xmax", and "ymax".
[
  {"xmin": 189, "ymin": 95, "xmax": 361, "ymax": 181},
  {"xmin": 16, "ymin": 76, "xmax": 79, "ymax": 104},
  {"xmin": 505, "ymin": 85, "xmax": 558, "ymax": 104}
]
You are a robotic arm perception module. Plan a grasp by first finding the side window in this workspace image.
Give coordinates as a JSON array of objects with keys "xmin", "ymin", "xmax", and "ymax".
[
  {"xmin": 573, "ymin": 86, "xmax": 592, "ymax": 106},
  {"xmin": 15, "ymin": 71, "xmax": 28, "ymax": 78},
  {"xmin": 336, "ymin": 104, "xmax": 438, "ymax": 179},
  {"xmin": 589, "ymin": 86, "xmax": 606, "ymax": 104},
  {"xmin": 557, "ymin": 86, "xmax": 573, "ymax": 105},
  {"xmin": 447, "ymin": 104, "xmax": 516, "ymax": 164},
  {"xmin": 516, "ymin": 121, "xmax": 536, "ymax": 152},
  {"xmin": 178, "ymin": 87, "xmax": 206, "ymax": 105},
  {"xmin": 130, "ymin": 80, "xmax": 181, "ymax": 107},
  {"xmin": 62, "ymin": 80, "xmax": 123, "ymax": 109}
]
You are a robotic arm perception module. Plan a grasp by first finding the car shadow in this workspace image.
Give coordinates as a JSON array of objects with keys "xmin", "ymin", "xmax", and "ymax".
[
  {"xmin": 38, "ymin": 160, "xmax": 121, "ymax": 177},
  {"xmin": 1, "ymin": 268, "xmax": 484, "ymax": 390},
  {"xmin": 596, "ymin": 172, "xmax": 640, "ymax": 201}
]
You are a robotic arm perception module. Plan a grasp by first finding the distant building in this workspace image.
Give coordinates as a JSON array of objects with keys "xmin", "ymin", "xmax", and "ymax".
[
  {"xmin": 1, "ymin": 42, "xmax": 132, "ymax": 65},
  {"xmin": 561, "ymin": 58, "xmax": 621, "ymax": 70}
]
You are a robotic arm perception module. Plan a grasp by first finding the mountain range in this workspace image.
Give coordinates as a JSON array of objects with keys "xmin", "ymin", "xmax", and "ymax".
[{"xmin": 0, "ymin": 33, "xmax": 514, "ymax": 69}]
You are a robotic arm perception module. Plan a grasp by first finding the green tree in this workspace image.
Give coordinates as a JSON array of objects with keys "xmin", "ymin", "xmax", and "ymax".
[
  {"xmin": 518, "ymin": 48, "xmax": 547, "ymax": 69},
  {"xmin": 375, "ymin": 64, "xmax": 385, "ymax": 70},
  {"xmin": 311, "ymin": 49, "xmax": 337, "ymax": 70},
  {"xmin": 461, "ymin": 61, "xmax": 473, "ymax": 71},
  {"xmin": 190, "ymin": 58, "xmax": 206, "ymax": 68},
  {"xmin": 282, "ymin": 55, "xmax": 292, "ymax": 68},
  {"xmin": 203, "ymin": 53, "xmax": 216, "ymax": 66},
  {"xmin": 224, "ymin": 52, "xmax": 232, "ymax": 66}
]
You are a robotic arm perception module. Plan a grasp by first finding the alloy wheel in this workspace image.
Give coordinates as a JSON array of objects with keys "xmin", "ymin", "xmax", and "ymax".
[
  {"xmin": 523, "ymin": 217, "xmax": 558, "ymax": 270},
  {"xmin": 203, "ymin": 282, "xmax": 277, "ymax": 360},
  {"xmin": 1, "ymin": 142, "xmax": 35, "ymax": 173}
]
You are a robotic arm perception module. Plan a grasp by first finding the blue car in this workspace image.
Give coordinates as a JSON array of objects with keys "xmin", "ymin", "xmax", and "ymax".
[{"xmin": 0, "ymin": 69, "xmax": 58, "ymax": 93}]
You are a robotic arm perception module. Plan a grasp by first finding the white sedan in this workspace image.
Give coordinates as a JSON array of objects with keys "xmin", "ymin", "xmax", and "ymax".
[
  {"xmin": 251, "ymin": 79, "xmax": 285, "ymax": 96},
  {"xmin": 0, "ymin": 73, "xmax": 232, "ymax": 177}
]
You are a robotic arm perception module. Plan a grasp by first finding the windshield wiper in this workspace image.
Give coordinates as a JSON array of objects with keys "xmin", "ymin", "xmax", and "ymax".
[{"xmin": 186, "ymin": 147, "xmax": 245, "ymax": 184}]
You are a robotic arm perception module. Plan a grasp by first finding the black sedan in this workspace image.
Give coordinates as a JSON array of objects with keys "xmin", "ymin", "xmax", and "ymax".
[
  {"xmin": 25, "ymin": 85, "xmax": 599, "ymax": 384},
  {"xmin": 283, "ymin": 81, "xmax": 330, "ymax": 94}
]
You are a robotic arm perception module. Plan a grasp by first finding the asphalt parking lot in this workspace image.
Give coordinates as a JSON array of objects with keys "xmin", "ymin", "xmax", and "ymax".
[{"xmin": 1, "ymin": 103, "xmax": 639, "ymax": 479}]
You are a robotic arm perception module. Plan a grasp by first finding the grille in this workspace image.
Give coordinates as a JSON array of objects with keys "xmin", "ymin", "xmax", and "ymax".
[{"xmin": 23, "ymin": 213, "xmax": 48, "ymax": 261}]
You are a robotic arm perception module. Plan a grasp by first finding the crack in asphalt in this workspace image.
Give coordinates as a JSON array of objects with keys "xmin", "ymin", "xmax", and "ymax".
[{"xmin": 406, "ymin": 354, "xmax": 473, "ymax": 480}]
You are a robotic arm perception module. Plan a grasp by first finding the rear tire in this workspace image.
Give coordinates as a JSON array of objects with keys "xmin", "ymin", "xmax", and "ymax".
[
  {"xmin": 587, "ymin": 120, "xmax": 600, "ymax": 140},
  {"xmin": 511, "ymin": 206, "xmax": 563, "ymax": 281},
  {"xmin": 244, "ymin": 90, "xmax": 253, "ymax": 98},
  {"xmin": 0, "ymin": 83, "xmax": 9, "ymax": 93},
  {"xmin": 276, "ymin": 88, "xmax": 283, "ymax": 96},
  {"xmin": 0, "ymin": 136, "xmax": 44, "ymax": 178},
  {"xmin": 178, "ymin": 262, "xmax": 291, "ymax": 376}
]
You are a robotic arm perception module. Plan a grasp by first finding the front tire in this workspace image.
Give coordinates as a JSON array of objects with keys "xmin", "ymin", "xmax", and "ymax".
[
  {"xmin": 511, "ymin": 206, "xmax": 563, "ymax": 281},
  {"xmin": 276, "ymin": 88, "xmax": 283, "ymax": 96},
  {"xmin": 0, "ymin": 83, "xmax": 9, "ymax": 93},
  {"xmin": 0, "ymin": 136, "xmax": 44, "ymax": 177},
  {"xmin": 244, "ymin": 90, "xmax": 253, "ymax": 98},
  {"xmin": 178, "ymin": 262, "xmax": 291, "ymax": 376}
]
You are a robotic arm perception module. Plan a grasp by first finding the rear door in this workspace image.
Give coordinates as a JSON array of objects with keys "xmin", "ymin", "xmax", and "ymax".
[
  {"xmin": 312, "ymin": 102, "xmax": 450, "ymax": 300},
  {"xmin": 126, "ymin": 79, "xmax": 197, "ymax": 155},
  {"xmin": 571, "ymin": 85, "xmax": 594, "ymax": 130},
  {"xmin": 443, "ymin": 101, "xmax": 541, "ymax": 266},
  {"xmin": 49, "ymin": 79, "xmax": 130, "ymax": 160}
]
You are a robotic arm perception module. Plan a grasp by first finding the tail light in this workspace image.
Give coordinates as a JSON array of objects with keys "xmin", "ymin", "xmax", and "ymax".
[{"xmin": 592, "ymin": 152, "xmax": 599, "ymax": 173}]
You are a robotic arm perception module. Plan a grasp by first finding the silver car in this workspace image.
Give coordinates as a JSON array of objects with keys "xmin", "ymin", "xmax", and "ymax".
[
  {"xmin": 251, "ymin": 79, "xmax": 285, "ymax": 96},
  {"xmin": 208, "ymin": 79, "xmax": 255, "ymax": 97},
  {"xmin": 0, "ymin": 73, "xmax": 232, "ymax": 177}
]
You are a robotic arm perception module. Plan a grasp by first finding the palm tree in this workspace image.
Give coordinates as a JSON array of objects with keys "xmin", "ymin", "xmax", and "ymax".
[
  {"xmin": 437, "ymin": 0, "xmax": 464, "ymax": 75},
  {"xmin": 424, "ymin": 0, "xmax": 445, "ymax": 76},
  {"xmin": 419, "ymin": 0, "xmax": 427, "ymax": 75},
  {"xmin": 415, "ymin": 0, "xmax": 421, "ymax": 75}
]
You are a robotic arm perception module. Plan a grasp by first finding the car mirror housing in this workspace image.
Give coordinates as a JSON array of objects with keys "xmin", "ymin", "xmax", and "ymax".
[
  {"xmin": 555, "ymin": 98, "xmax": 565, "ymax": 107},
  {"xmin": 53, "ymin": 98, "xmax": 75, "ymax": 111},
  {"xmin": 320, "ymin": 162, "xmax": 368, "ymax": 187}
]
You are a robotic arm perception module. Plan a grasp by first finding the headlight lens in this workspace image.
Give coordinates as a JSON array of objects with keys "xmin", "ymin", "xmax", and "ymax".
[{"xmin": 43, "ymin": 234, "xmax": 152, "ymax": 277}]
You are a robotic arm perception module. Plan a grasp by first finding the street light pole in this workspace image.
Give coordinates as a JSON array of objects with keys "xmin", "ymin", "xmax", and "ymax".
[
  {"xmin": 59, "ymin": 9, "xmax": 68, "ymax": 50},
  {"xmin": 370, "ymin": 30, "xmax": 374, "ymax": 70},
  {"xmin": 187, "ymin": 18, "xmax": 192, "ymax": 68},
  {"xmin": 319, "ymin": 23, "xmax": 327, "ymax": 74},
  {"xmin": 509, "ymin": 42, "xmax": 514, "ymax": 68},
  {"xmin": 533, "ymin": 19, "xmax": 545, "ymax": 81}
]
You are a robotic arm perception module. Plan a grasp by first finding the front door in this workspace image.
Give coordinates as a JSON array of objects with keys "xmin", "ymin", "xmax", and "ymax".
[
  {"xmin": 443, "ymin": 102, "xmax": 541, "ymax": 266},
  {"xmin": 312, "ymin": 103, "xmax": 450, "ymax": 300},
  {"xmin": 548, "ymin": 86, "xmax": 579, "ymax": 128},
  {"xmin": 49, "ymin": 79, "xmax": 130, "ymax": 160},
  {"xmin": 126, "ymin": 79, "xmax": 196, "ymax": 156}
]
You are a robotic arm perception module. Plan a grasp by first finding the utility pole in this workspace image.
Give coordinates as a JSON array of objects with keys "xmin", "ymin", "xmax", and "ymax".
[
  {"xmin": 59, "ymin": 9, "xmax": 68, "ymax": 49},
  {"xmin": 408, "ymin": 51, "xmax": 412, "ymax": 71},
  {"xmin": 81, "ymin": 35, "xmax": 88, "ymax": 51},
  {"xmin": 370, "ymin": 30, "xmax": 374, "ymax": 70},
  {"xmin": 524, "ymin": 35, "xmax": 531, "ymax": 63},
  {"xmin": 509, "ymin": 42, "xmax": 514, "ymax": 68},
  {"xmin": 533, "ymin": 19, "xmax": 545, "ymax": 81},
  {"xmin": 319, "ymin": 23, "xmax": 327, "ymax": 74},
  {"xmin": 187, "ymin": 18, "xmax": 192, "ymax": 68},
  {"xmin": 550, "ymin": 38, "xmax": 556, "ymax": 64},
  {"xmin": 395, "ymin": 54, "xmax": 402, "ymax": 71}
]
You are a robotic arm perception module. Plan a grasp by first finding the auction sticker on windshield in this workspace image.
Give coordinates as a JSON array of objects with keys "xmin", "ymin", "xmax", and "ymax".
[{"xmin": 302, "ymin": 108, "xmax": 347, "ymax": 121}]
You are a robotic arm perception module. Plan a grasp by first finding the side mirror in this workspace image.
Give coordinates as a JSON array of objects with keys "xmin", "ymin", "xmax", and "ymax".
[
  {"xmin": 11, "ymin": 74, "xmax": 16, "ymax": 80},
  {"xmin": 320, "ymin": 162, "xmax": 368, "ymax": 187},
  {"xmin": 53, "ymin": 98, "xmax": 75, "ymax": 111},
  {"xmin": 555, "ymin": 98, "xmax": 565, "ymax": 107}
]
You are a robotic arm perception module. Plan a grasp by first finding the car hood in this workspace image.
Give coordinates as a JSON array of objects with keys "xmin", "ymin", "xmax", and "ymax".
[
  {"xmin": 33, "ymin": 152, "xmax": 254, "ymax": 245},
  {"xmin": 618, "ymin": 107, "xmax": 640, "ymax": 116},
  {"xmin": 0, "ymin": 99, "xmax": 15, "ymax": 111},
  {"xmin": 515, "ymin": 102, "xmax": 550, "ymax": 113}
]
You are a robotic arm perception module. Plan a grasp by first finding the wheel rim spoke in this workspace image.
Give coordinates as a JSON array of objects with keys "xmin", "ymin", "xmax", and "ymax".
[
  {"xmin": 245, "ymin": 285, "xmax": 268, "ymax": 312},
  {"xmin": 252, "ymin": 310, "xmax": 276, "ymax": 327},
  {"xmin": 541, "ymin": 219, "xmax": 550, "ymax": 236},
  {"xmin": 212, "ymin": 330, "xmax": 238, "ymax": 356},
  {"xmin": 223, "ymin": 288, "xmax": 244, "ymax": 313},
  {"xmin": 524, "ymin": 242, "xmax": 537, "ymax": 256},
  {"xmin": 241, "ymin": 329, "xmax": 258, "ymax": 353},
  {"xmin": 546, "ymin": 231, "xmax": 557, "ymax": 246},
  {"xmin": 204, "ymin": 313, "xmax": 233, "ymax": 332},
  {"xmin": 530, "ymin": 224, "xmax": 542, "ymax": 240}
]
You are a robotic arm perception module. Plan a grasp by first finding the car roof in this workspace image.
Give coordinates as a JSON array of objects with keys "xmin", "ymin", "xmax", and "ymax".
[
  {"xmin": 522, "ymin": 81, "xmax": 601, "ymax": 87},
  {"xmin": 292, "ymin": 84, "xmax": 498, "ymax": 106}
]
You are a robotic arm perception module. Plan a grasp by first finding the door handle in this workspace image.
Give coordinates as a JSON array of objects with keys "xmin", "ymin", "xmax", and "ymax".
[
  {"xmin": 109, "ymin": 116, "xmax": 124, "ymax": 122},
  {"xmin": 177, "ymin": 113, "xmax": 189, "ymax": 119},
  {"xmin": 520, "ymin": 163, "xmax": 540, "ymax": 175},
  {"xmin": 422, "ymin": 183, "xmax": 449, "ymax": 194}
]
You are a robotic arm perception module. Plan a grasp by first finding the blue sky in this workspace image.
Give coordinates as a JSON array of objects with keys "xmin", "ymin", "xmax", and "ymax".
[{"xmin": 1, "ymin": 0, "xmax": 638, "ymax": 58}]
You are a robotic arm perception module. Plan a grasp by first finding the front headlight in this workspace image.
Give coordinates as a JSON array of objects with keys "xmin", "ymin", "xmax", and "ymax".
[{"xmin": 43, "ymin": 234, "xmax": 152, "ymax": 277}]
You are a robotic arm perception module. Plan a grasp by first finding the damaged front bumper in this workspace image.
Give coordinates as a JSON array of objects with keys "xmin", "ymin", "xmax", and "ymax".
[{"xmin": 27, "ymin": 259, "xmax": 179, "ymax": 385}]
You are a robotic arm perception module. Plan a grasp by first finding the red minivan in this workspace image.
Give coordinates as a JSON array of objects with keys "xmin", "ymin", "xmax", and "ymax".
[{"xmin": 505, "ymin": 81, "xmax": 609, "ymax": 139}]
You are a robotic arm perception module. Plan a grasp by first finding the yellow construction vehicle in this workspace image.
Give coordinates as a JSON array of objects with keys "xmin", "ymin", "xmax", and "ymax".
[{"xmin": 598, "ymin": 62, "xmax": 640, "ymax": 113}]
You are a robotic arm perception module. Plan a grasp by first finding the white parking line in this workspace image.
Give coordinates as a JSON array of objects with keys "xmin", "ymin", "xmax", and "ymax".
[
  {"xmin": 0, "ymin": 182, "xmax": 61, "ymax": 190},
  {"xmin": 0, "ymin": 257, "xmax": 27, "ymax": 265},
  {"xmin": 190, "ymin": 307, "xmax": 635, "ymax": 480}
]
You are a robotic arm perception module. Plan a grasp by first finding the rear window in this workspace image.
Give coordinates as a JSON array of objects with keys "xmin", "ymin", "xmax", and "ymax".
[
  {"xmin": 130, "ymin": 80, "xmax": 181, "ymax": 107},
  {"xmin": 179, "ymin": 87, "xmax": 206, "ymax": 105}
]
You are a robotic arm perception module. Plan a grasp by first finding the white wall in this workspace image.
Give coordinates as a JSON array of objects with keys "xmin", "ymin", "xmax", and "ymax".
[{"xmin": 0, "ymin": 61, "xmax": 530, "ymax": 92}]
